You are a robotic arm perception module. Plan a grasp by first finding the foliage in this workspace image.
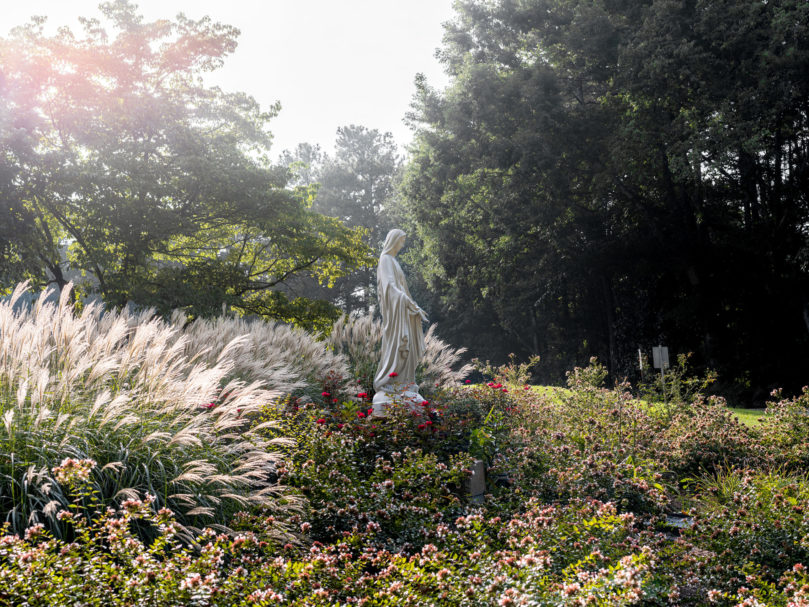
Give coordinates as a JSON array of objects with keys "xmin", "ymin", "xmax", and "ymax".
[
  {"xmin": 475, "ymin": 352, "xmax": 541, "ymax": 387},
  {"xmin": 757, "ymin": 387, "xmax": 809, "ymax": 471},
  {"xmin": 656, "ymin": 396, "xmax": 765, "ymax": 480},
  {"xmin": 399, "ymin": 0, "xmax": 809, "ymax": 398},
  {"xmin": 0, "ymin": 1, "xmax": 371, "ymax": 326},
  {"xmin": 686, "ymin": 468, "xmax": 809, "ymax": 591},
  {"xmin": 4, "ymin": 284, "xmax": 809, "ymax": 604},
  {"xmin": 280, "ymin": 125, "xmax": 401, "ymax": 315},
  {"xmin": 639, "ymin": 352, "xmax": 718, "ymax": 420}
]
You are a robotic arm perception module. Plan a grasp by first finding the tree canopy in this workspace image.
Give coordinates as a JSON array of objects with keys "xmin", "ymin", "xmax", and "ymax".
[
  {"xmin": 401, "ymin": 0, "xmax": 809, "ymax": 400},
  {"xmin": 0, "ymin": 1, "xmax": 371, "ymax": 328},
  {"xmin": 281, "ymin": 125, "xmax": 401, "ymax": 314}
]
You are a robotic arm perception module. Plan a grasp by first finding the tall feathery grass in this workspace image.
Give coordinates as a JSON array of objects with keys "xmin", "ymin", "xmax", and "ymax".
[
  {"xmin": 176, "ymin": 313, "xmax": 351, "ymax": 397},
  {"xmin": 0, "ymin": 283, "xmax": 299, "ymax": 540},
  {"xmin": 327, "ymin": 313, "xmax": 472, "ymax": 394}
]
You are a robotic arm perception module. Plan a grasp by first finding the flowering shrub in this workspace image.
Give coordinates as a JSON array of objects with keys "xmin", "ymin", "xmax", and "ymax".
[
  {"xmin": 686, "ymin": 468, "xmax": 809, "ymax": 588},
  {"xmin": 655, "ymin": 396, "xmax": 767, "ymax": 478},
  {"xmin": 0, "ymin": 494, "xmax": 687, "ymax": 606},
  {"xmin": 274, "ymin": 408, "xmax": 474, "ymax": 551},
  {"xmin": 4, "ymin": 292, "xmax": 809, "ymax": 605},
  {"xmin": 638, "ymin": 352, "xmax": 718, "ymax": 419},
  {"xmin": 758, "ymin": 388, "xmax": 809, "ymax": 471}
]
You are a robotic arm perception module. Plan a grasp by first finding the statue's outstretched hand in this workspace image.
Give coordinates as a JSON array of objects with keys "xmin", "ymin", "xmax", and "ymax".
[{"xmin": 418, "ymin": 308, "xmax": 429, "ymax": 323}]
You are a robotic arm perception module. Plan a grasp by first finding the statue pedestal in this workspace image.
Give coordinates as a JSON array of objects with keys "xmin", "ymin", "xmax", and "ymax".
[{"xmin": 371, "ymin": 382, "xmax": 426, "ymax": 416}]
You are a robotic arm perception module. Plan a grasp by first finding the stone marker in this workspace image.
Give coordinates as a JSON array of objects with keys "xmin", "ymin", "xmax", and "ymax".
[{"xmin": 468, "ymin": 459, "xmax": 486, "ymax": 504}]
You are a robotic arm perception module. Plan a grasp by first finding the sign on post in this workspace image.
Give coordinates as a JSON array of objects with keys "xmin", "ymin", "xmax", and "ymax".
[{"xmin": 652, "ymin": 346, "xmax": 669, "ymax": 369}]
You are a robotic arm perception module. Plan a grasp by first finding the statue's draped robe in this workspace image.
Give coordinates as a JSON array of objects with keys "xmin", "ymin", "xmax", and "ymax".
[{"xmin": 373, "ymin": 253, "xmax": 425, "ymax": 393}]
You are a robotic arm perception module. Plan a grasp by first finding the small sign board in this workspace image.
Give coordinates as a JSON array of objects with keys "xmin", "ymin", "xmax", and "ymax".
[{"xmin": 652, "ymin": 346, "xmax": 670, "ymax": 370}]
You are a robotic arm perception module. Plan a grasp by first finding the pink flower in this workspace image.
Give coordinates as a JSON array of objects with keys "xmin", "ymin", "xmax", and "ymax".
[
  {"xmin": 367, "ymin": 408, "xmax": 373, "ymax": 415},
  {"xmin": 357, "ymin": 412, "xmax": 365, "ymax": 419},
  {"xmin": 321, "ymin": 392, "xmax": 331, "ymax": 397},
  {"xmin": 316, "ymin": 418, "xmax": 326, "ymax": 425},
  {"xmin": 389, "ymin": 372, "xmax": 398, "ymax": 377},
  {"xmin": 465, "ymin": 380, "xmax": 471, "ymax": 384},
  {"xmin": 502, "ymin": 388, "xmax": 508, "ymax": 393},
  {"xmin": 524, "ymin": 386, "xmax": 530, "ymax": 390},
  {"xmin": 357, "ymin": 392, "xmax": 368, "ymax": 398}
]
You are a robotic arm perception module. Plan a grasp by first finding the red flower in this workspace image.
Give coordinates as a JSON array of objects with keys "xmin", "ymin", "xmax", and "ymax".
[
  {"xmin": 465, "ymin": 380, "xmax": 472, "ymax": 384},
  {"xmin": 422, "ymin": 401, "xmax": 429, "ymax": 406},
  {"xmin": 204, "ymin": 403, "xmax": 215, "ymax": 409},
  {"xmin": 357, "ymin": 392, "xmax": 368, "ymax": 399},
  {"xmin": 321, "ymin": 392, "xmax": 331, "ymax": 397},
  {"xmin": 337, "ymin": 423, "xmax": 344, "ymax": 429},
  {"xmin": 389, "ymin": 372, "xmax": 398, "ymax": 377},
  {"xmin": 357, "ymin": 412, "xmax": 365, "ymax": 419},
  {"xmin": 332, "ymin": 398, "xmax": 338, "ymax": 403},
  {"xmin": 502, "ymin": 388, "xmax": 508, "ymax": 393},
  {"xmin": 367, "ymin": 408, "xmax": 373, "ymax": 415},
  {"xmin": 425, "ymin": 420, "xmax": 432, "ymax": 426},
  {"xmin": 316, "ymin": 418, "xmax": 326, "ymax": 425},
  {"xmin": 417, "ymin": 423, "xmax": 426, "ymax": 430},
  {"xmin": 524, "ymin": 386, "xmax": 530, "ymax": 390}
]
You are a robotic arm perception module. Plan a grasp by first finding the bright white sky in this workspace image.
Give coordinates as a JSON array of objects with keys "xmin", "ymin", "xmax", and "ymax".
[{"xmin": 3, "ymin": 0, "xmax": 455, "ymax": 157}]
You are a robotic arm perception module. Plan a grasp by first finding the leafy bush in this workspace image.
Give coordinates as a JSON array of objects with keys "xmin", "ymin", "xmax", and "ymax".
[
  {"xmin": 686, "ymin": 468, "xmax": 809, "ymax": 591},
  {"xmin": 638, "ymin": 352, "xmax": 717, "ymax": 421},
  {"xmin": 655, "ymin": 396, "xmax": 766, "ymax": 480},
  {"xmin": 757, "ymin": 388, "xmax": 809, "ymax": 471}
]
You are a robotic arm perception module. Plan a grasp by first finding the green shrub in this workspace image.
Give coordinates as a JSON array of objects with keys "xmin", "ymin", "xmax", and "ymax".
[
  {"xmin": 655, "ymin": 396, "xmax": 766, "ymax": 480},
  {"xmin": 686, "ymin": 468, "xmax": 809, "ymax": 588},
  {"xmin": 758, "ymin": 388, "xmax": 809, "ymax": 471}
]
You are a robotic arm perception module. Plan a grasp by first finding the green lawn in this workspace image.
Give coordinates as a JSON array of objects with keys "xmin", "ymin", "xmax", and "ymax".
[
  {"xmin": 522, "ymin": 384, "xmax": 768, "ymax": 429},
  {"xmin": 729, "ymin": 407, "xmax": 767, "ymax": 428}
]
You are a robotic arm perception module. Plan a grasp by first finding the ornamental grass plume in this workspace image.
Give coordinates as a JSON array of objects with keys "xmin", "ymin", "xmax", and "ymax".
[
  {"xmin": 175, "ymin": 313, "xmax": 350, "ymax": 397},
  {"xmin": 327, "ymin": 313, "xmax": 471, "ymax": 393},
  {"xmin": 0, "ymin": 282, "xmax": 299, "ymax": 540}
]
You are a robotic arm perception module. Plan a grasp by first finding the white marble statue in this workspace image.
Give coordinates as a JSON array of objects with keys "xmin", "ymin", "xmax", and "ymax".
[{"xmin": 372, "ymin": 229, "xmax": 428, "ymax": 414}]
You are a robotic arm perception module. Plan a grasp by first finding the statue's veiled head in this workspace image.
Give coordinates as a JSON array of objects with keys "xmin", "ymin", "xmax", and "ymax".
[{"xmin": 381, "ymin": 229, "xmax": 406, "ymax": 257}]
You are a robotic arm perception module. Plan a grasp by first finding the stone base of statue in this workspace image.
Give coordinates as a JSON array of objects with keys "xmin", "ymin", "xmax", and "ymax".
[{"xmin": 371, "ymin": 381, "xmax": 427, "ymax": 417}]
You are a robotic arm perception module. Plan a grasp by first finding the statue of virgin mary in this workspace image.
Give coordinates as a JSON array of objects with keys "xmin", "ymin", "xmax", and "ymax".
[{"xmin": 372, "ymin": 229, "xmax": 428, "ymax": 413}]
